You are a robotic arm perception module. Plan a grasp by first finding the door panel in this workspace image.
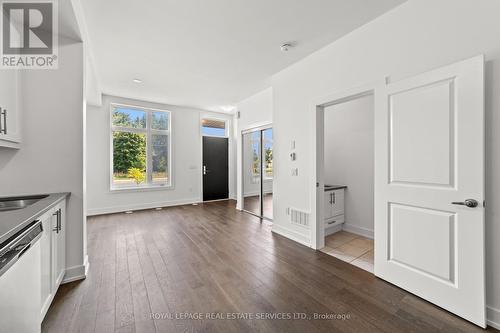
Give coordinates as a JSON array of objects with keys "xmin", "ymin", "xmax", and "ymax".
[
  {"xmin": 54, "ymin": 205, "xmax": 65, "ymax": 286},
  {"xmin": 389, "ymin": 203, "xmax": 455, "ymax": 282},
  {"xmin": 374, "ymin": 55, "xmax": 485, "ymax": 327},
  {"xmin": 40, "ymin": 212, "xmax": 53, "ymax": 318},
  {"xmin": 242, "ymin": 131, "xmax": 262, "ymax": 215},
  {"xmin": 262, "ymin": 128, "xmax": 273, "ymax": 220},
  {"xmin": 324, "ymin": 192, "xmax": 333, "ymax": 219},
  {"xmin": 390, "ymin": 80, "xmax": 454, "ymax": 186},
  {"xmin": 203, "ymin": 136, "xmax": 229, "ymax": 201},
  {"xmin": 332, "ymin": 190, "xmax": 344, "ymax": 216}
]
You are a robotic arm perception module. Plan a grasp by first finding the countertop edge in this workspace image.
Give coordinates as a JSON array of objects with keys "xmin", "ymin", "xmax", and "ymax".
[
  {"xmin": 324, "ymin": 185, "xmax": 347, "ymax": 191},
  {"xmin": 0, "ymin": 192, "xmax": 70, "ymax": 245}
]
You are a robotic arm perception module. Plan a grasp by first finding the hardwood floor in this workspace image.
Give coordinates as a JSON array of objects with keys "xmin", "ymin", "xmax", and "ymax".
[
  {"xmin": 42, "ymin": 200, "xmax": 496, "ymax": 333},
  {"xmin": 243, "ymin": 193, "xmax": 273, "ymax": 219}
]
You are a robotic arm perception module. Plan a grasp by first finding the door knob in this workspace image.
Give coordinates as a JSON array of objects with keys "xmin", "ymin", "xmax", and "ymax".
[{"xmin": 452, "ymin": 199, "xmax": 479, "ymax": 208}]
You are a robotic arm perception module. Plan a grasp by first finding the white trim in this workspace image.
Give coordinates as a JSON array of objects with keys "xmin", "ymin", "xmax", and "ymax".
[
  {"xmin": 111, "ymin": 102, "xmax": 174, "ymax": 115},
  {"xmin": 487, "ymin": 306, "xmax": 500, "ymax": 330},
  {"xmin": 109, "ymin": 183, "xmax": 174, "ymax": 193},
  {"xmin": 86, "ymin": 198, "xmax": 200, "ymax": 216},
  {"xmin": 271, "ymin": 224, "xmax": 311, "ymax": 247},
  {"xmin": 325, "ymin": 223, "xmax": 343, "ymax": 236},
  {"xmin": 62, "ymin": 255, "xmax": 89, "ymax": 284},
  {"xmin": 310, "ymin": 80, "xmax": 383, "ymax": 250},
  {"xmin": 342, "ymin": 223, "xmax": 374, "ymax": 239},
  {"xmin": 241, "ymin": 122, "xmax": 272, "ymax": 134}
]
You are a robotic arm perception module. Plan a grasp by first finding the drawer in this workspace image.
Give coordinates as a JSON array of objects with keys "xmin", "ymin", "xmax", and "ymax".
[{"xmin": 325, "ymin": 214, "xmax": 345, "ymax": 229}]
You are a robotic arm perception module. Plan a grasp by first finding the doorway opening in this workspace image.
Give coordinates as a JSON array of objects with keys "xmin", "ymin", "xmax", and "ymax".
[
  {"xmin": 202, "ymin": 118, "xmax": 229, "ymax": 201},
  {"xmin": 242, "ymin": 126, "xmax": 273, "ymax": 220},
  {"xmin": 320, "ymin": 94, "xmax": 375, "ymax": 273}
]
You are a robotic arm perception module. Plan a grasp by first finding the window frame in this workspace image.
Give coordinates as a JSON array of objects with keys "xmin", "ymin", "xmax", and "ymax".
[
  {"xmin": 109, "ymin": 103, "xmax": 172, "ymax": 191},
  {"xmin": 200, "ymin": 117, "xmax": 228, "ymax": 138}
]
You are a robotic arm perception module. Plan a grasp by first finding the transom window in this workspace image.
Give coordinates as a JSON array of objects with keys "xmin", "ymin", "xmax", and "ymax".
[
  {"xmin": 111, "ymin": 104, "xmax": 171, "ymax": 189},
  {"xmin": 201, "ymin": 118, "xmax": 227, "ymax": 137}
]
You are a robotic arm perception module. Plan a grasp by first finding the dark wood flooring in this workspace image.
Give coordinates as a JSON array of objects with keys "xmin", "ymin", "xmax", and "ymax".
[
  {"xmin": 243, "ymin": 193, "xmax": 273, "ymax": 219},
  {"xmin": 42, "ymin": 200, "xmax": 497, "ymax": 333}
]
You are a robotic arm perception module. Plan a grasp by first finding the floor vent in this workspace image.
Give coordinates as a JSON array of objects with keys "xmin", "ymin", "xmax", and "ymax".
[{"xmin": 287, "ymin": 207, "xmax": 309, "ymax": 227}]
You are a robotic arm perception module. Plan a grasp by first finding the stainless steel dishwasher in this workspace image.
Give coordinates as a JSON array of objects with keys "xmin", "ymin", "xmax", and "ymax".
[{"xmin": 0, "ymin": 220, "xmax": 43, "ymax": 333}]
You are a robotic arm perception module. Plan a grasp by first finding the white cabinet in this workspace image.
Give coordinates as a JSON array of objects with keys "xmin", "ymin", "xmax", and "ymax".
[
  {"xmin": 0, "ymin": 70, "xmax": 21, "ymax": 148},
  {"xmin": 40, "ymin": 210, "xmax": 53, "ymax": 320},
  {"xmin": 51, "ymin": 203, "xmax": 65, "ymax": 289},
  {"xmin": 40, "ymin": 200, "xmax": 66, "ymax": 321},
  {"xmin": 324, "ymin": 188, "xmax": 345, "ymax": 233}
]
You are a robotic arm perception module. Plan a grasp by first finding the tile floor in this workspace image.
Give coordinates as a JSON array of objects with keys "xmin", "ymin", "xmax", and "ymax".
[{"xmin": 321, "ymin": 231, "xmax": 374, "ymax": 273}]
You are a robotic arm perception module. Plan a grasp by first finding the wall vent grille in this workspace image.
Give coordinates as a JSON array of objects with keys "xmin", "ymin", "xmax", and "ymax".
[{"xmin": 287, "ymin": 207, "xmax": 309, "ymax": 227}]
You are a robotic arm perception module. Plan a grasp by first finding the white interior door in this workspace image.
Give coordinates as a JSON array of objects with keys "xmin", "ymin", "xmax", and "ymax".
[{"xmin": 374, "ymin": 55, "xmax": 485, "ymax": 327}]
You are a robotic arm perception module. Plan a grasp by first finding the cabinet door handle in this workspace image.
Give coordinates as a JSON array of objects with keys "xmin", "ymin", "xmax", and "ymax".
[
  {"xmin": 57, "ymin": 209, "xmax": 61, "ymax": 232},
  {"xmin": 52, "ymin": 209, "xmax": 61, "ymax": 233},
  {"xmin": 52, "ymin": 210, "xmax": 58, "ymax": 233},
  {"xmin": 3, "ymin": 109, "xmax": 6, "ymax": 134},
  {"xmin": 332, "ymin": 192, "xmax": 336, "ymax": 204},
  {"xmin": 0, "ymin": 107, "xmax": 2, "ymax": 134}
]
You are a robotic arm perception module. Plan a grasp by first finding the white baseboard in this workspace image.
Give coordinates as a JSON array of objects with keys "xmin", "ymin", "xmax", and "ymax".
[
  {"xmin": 487, "ymin": 305, "xmax": 500, "ymax": 329},
  {"xmin": 272, "ymin": 224, "xmax": 310, "ymax": 247},
  {"xmin": 86, "ymin": 198, "xmax": 200, "ymax": 216},
  {"xmin": 342, "ymin": 223, "xmax": 374, "ymax": 239},
  {"xmin": 325, "ymin": 223, "xmax": 343, "ymax": 236},
  {"xmin": 62, "ymin": 255, "xmax": 89, "ymax": 284}
]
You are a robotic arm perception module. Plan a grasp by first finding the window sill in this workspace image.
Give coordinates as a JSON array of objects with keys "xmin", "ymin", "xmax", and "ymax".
[{"xmin": 110, "ymin": 184, "xmax": 173, "ymax": 193}]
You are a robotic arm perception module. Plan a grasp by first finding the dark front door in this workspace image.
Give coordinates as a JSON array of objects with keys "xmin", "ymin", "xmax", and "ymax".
[{"xmin": 203, "ymin": 136, "xmax": 229, "ymax": 201}]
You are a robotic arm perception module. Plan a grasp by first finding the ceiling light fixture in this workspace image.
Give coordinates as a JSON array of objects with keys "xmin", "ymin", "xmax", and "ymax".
[
  {"xmin": 132, "ymin": 78, "xmax": 142, "ymax": 83},
  {"xmin": 220, "ymin": 105, "xmax": 236, "ymax": 113},
  {"xmin": 280, "ymin": 43, "xmax": 292, "ymax": 52}
]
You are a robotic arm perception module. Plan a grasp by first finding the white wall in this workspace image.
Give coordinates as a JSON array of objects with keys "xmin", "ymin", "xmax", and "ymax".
[
  {"xmin": 236, "ymin": 88, "xmax": 273, "ymax": 209},
  {"xmin": 324, "ymin": 95, "xmax": 374, "ymax": 237},
  {"xmin": 270, "ymin": 0, "xmax": 500, "ymax": 325},
  {"xmin": 0, "ymin": 38, "xmax": 86, "ymax": 281},
  {"xmin": 86, "ymin": 95, "xmax": 235, "ymax": 215}
]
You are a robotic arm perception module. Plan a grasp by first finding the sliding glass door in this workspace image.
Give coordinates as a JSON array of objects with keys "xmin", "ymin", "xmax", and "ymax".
[
  {"xmin": 262, "ymin": 128, "xmax": 273, "ymax": 219},
  {"xmin": 242, "ymin": 126, "xmax": 273, "ymax": 220}
]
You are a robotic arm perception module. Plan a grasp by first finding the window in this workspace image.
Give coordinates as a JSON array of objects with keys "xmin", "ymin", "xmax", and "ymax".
[
  {"xmin": 111, "ymin": 104, "xmax": 171, "ymax": 189},
  {"xmin": 201, "ymin": 118, "xmax": 226, "ymax": 137}
]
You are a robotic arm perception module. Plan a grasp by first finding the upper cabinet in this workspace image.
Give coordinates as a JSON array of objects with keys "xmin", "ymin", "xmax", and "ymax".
[{"xmin": 0, "ymin": 70, "xmax": 21, "ymax": 148}]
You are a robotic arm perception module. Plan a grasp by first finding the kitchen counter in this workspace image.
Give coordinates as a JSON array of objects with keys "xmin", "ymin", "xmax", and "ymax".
[
  {"xmin": 0, "ymin": 192, "xmax": 70, "ymax": 245},
  {"xmin": 324, "ymin": 184, "xmax": 347, "ymax": 191}
]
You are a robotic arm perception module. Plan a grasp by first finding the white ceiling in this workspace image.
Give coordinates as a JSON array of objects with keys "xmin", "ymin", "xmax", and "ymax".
[{"xmin": 81, "ymin": 0, "xmax": 405, "ymax": 112}]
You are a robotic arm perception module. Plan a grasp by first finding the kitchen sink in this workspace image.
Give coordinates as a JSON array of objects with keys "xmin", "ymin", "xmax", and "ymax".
[{"xmin": 0, "ymin": 195, "xmax": 49, "ymax": 212}]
